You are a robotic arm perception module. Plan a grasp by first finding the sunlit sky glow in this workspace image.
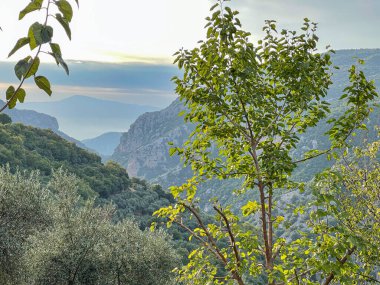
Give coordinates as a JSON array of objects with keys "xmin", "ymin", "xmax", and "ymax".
[
  {"xmin": 0, "ymin": 0, "xmax": 379, "ymax": 63},
  {"xmin": 0, "ymin": 0, "xmax": 379, "ymax": 138}
]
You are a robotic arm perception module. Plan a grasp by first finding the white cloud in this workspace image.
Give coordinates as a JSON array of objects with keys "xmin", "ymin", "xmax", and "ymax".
[{"xmin": 0, "ymin": 0, "xmax": 378, "ymax": 62}]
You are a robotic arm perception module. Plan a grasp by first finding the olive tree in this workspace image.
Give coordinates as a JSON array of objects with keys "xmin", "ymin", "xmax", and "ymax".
[
  {"xmin": 98, "ymin": 220, "xmax": 179, "ymax": 285},
  {"xmin": 0, "ymin": 166, "xmax": 50, "ymax": 285},
  {"xmin": 22, "ymin": 170, "xmax": 179, "ymax": 285},
  {"xmin": 155, "ymin": 1, "xmax": 378, "ymax": 284}
]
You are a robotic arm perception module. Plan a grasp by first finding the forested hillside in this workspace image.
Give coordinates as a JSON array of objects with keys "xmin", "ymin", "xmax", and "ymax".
[{"xmin": 0, "ymin": 119, "xmax": 173, "ymax": 226}]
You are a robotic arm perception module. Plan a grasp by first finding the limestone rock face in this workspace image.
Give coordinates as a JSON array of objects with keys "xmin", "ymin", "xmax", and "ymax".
[{"xmin": 112, "ymin": 99, "xmax": 193, "ymax": 187}]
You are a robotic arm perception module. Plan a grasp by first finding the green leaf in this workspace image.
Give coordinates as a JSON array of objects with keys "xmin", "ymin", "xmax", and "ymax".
[
  {"xmin": 49, "ymin": 43, "xmax": 62, "ymax": 65},
  {"xmin": 242, "ymin": 201, "xmax": 260, "ymax": 216},
  {"xmin": 28, "ymin": 22, "xmax": 44, "ymax": 50},
  {"xmin": 169, "ymin": 148, "xmax": 176, "ymax": 156},
  {"xmin": 57, "ymin": 55, "xmax": 69, "ymax": 75},
  {"xmin": 25, "ymin": 57, "xmax": 40, "ymax": 78},
  {"xmin": 16, "ymin": 88, "xmax": 26, "ymax": 103},
  {"xmin": 55, "ymin": 13, "xmax": 71, "ymax": 40},
  {"xmin": 34, "ymin": 76, "xmax": 52, "ymax": 95},
  {"xmin": 56, "ymin": 0, "xmax": 73, "ymax": 22},
  {"xmin": 49, "ymin": 51, "xmax": 69, "ymax": 75},
  {"xmin": 6, "ymin": 86, "xmax": 15, "ymax": 100},
  {"xmin": 41, "ymin": 26, "xmax": 54, "ymax": 43},
  {"xmin": 19, "ymin": 0, "xmax": 43, "ymax": 20},
  {"xmin": 14, "ymin": 56, "xmax": 32, "ymax": 80},
  {"xmin": 8, "ymin": 37, "xmax": 30, "ymax": 58},
  {"xmin": 6, "ymin": 86, "xmax": 17, "ymax": 109},
  {"xmin": 50, "ymin": 43, "xmax": 62, "ymax": 57},
  {"xmin": 210, "ymin": 3, "xmax": 218, "ymax": 11}
]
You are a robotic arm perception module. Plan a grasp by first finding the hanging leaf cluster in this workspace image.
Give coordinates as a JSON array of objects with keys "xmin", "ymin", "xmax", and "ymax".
[{"xmin": 2, "ymin": 0, "xmax": 79, "ymax": 111}]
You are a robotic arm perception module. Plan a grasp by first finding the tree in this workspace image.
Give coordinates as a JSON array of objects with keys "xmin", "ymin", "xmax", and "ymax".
[
  {"xmin": 306, "ymin": 139, "xmax": 380, "ymax": 284},
  {"xmin": 0, "ymin": 114, "xmax": 12, "ymax": 124},
  {"xmin": 22, "ymin": 169, "xmax": 113, "ymax": 285},
  {"xmin": 0, "ymin": 166, "xmax": 50, "ymax": 285},
  {"xmin": 155, "ymin": 1, "xmax": 378, "ymax": 284},
  {"xmin": 97, "ymin": 220, "xmax": 179, "ymax": 285},
  {"xmin": 1, "ymin": 0, "xmax": 78, "ymax": 112},
  {"xmin": 21, "ymin": 169, "xmax": 179, "ymax": 285}
]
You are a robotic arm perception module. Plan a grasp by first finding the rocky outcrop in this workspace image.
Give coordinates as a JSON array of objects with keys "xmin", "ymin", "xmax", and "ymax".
[{"xmin": 112, "ymin": 99, "xmax": 193, "ymax": 187}]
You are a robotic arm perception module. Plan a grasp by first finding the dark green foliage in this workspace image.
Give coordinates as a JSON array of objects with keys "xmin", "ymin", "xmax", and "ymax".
[
  {"xmin": 0, "ymin": 123, "xmax": 174, "ymax": 225},
  {"xmin": 0, "ymin": 114, "xmax": 12, "ymax": 124}
]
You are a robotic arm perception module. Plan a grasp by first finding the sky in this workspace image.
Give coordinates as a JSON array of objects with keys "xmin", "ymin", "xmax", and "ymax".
[
  {"xmin": 0, "ymin": 0, "xmax": 379, "ymax": 64},
  {"xmin": 0, "ymin": 0, "xmax": 379, "ymax": 138}
]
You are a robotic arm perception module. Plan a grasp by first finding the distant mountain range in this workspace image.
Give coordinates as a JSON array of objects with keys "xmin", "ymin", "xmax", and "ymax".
[
  {"xmin": 82, "ymin": 132, "xmax": 123, "ymax": 157},
  {"xmin": 0, "ymin": 60, "xmax": 180, "ymax": 140},
  {"xmin": 17, "ymin": 95, "xmax": 159, "ymax": 140},
  {"xmin": 1, "ymin": 100, "xmax": 86, "ymax": 148},
  {"xmin": 0, "ymin": 61, "xmax": 179, "ymax": 108}
]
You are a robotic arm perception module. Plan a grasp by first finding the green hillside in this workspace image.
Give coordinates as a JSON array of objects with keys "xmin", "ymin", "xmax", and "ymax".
[{"xmin": 0, "ymin": 120, "xmax": 174, "ymax": 226}]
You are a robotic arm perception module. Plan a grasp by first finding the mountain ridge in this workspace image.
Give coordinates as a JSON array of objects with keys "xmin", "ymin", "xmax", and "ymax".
[
  {"xmin": 1, "ymin": 100, "xmax": 86, "ymax": 148},
  {"xmin": 17, "ymin": 95, "xmax": 159, "ymax": 140}
]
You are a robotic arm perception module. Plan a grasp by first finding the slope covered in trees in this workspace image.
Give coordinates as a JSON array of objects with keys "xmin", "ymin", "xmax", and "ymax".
[{"xmin": 0, "ymin": 119, "xmax": 174, "ymax": 226}]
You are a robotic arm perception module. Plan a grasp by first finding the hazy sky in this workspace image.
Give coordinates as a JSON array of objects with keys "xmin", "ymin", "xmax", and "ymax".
[{"xmin": 0, "ymin": 0, "xmax": 379, "ymax": 63}]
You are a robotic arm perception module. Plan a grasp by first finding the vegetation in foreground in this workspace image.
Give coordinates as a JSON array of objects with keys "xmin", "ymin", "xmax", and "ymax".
[
  {"xmin": 155, "ymin": 1, "xmax": 380, "ymax": 284},
  {"xmin": 0, "ymin": 167, "xmax": 179, "ymax": 285},
  {"xmin": 0, "ymin": 0, "xmax": 379, "ymax": 284}
]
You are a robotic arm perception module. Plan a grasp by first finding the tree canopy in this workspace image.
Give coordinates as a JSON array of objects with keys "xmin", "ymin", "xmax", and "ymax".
[{"xmin": 155, "ymin": 1, "xmax": 379, "ymax": 284}]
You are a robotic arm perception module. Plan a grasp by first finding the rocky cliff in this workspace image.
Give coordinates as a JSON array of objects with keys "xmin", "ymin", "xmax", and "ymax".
[{"xmin": 112, "ymin": 99, "xmax": 193, "ymax": 187}]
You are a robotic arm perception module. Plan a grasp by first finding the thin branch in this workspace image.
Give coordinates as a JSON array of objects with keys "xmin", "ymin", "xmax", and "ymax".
[
  {"xmin": 275, "ymin": 268, "xmax": 314, "ymax": 285},
  {"xmin": 292, "ymin": 149, "xmax": 330, "ymax": 164},
  {"xmin": 213, "ymin": 204, "xmax": 241, "ymax": 268},
  {"xmin": 180, "ymin": 202, "xmax": 228, "ymax": 265},
  {"xmin": 322, "ymin": 246, "xmax": 356, "ymax": 285}
]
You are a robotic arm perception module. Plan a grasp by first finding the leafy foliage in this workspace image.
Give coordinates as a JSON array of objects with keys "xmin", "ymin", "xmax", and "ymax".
[
  {"xmin": 155, "ymin": 1, "xmax": 379, "ymax": 285},
  {"xmin": 0, "ymin": 167, "xmax": 50, "ymax": 284},
  {"xmin": 0, "ymin": 122, "xmax": 174, "ymax": 223},
  {"xmin": 0, "ymin": 168, "xmax": 179, "ymax": 285},
  {"xmin": 306, "ymin": 140, "xmax": 380, "ymax": 284},
  {"xmin": 0, "ymin": 114, "xmax": 12, "ymax": 124},
  {"xmin": 1, "ymin": 0, "xmax": 78, "ymax": 112}
]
